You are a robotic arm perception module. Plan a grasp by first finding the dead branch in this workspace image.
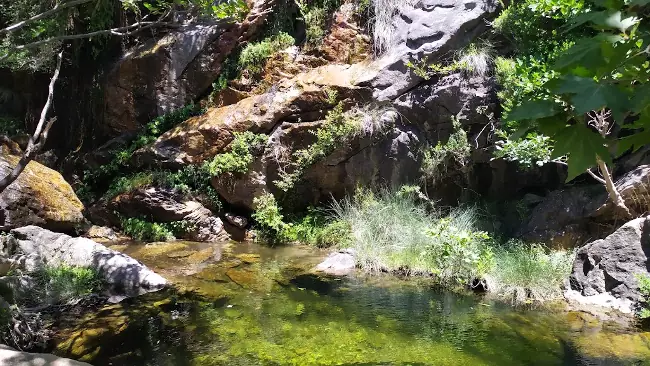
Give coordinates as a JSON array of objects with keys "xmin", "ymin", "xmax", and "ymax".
[{"xmin": 0, "ymin": 51, "xmax": 62, "ymax": 193}]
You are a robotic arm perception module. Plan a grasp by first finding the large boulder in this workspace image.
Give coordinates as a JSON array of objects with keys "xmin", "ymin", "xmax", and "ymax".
[
  {"xmin": 0, "ymin": 155, "xmax": 85, "ymax": 232},
  {"xmin": 568, "ymin": 217, "xmax": 650, "ymax": 312},
  {"xmin": 9, "ymin": 226, "xmax": 166, "ymax": 296},
  {"xmin": 90, "ymin": 187, "xmax": 227, "ymax": 242},
  {"xmin": 519, "ymin": 164, "xmax": 650, "ymax": 248},
  {"xmin": 102, "ymin": 0, "xmax": 275, "ymax": 136}
]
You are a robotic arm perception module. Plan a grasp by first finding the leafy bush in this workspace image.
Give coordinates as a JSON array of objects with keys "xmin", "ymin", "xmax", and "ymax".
[
  {"xmin": 493, "ymin": 132, "xmax": 555, "ymax": 169},
  {"xmin": 637, "ymin": 274, "xmax": 650, "ymax": 319},
  {"xmin": 284, "ymin": 210, "xmax": 351, "ymax": 248},
  {"xmin": 239, "ymin": 32, "xmax": 295, "ymax": 75},
  {"xmin": 252, "ymin": 193, "xmax": 291, "ymax": 244},
  {"xmin": 0, "ymin": 117, "xmax": 23, "ymax": 136},
  {"xmin": 487, "ymin": 242, "xmax": 574, "ymax": 303},
  {"xmin": 119, "ymin": 216, "xmax": 176, "ymax": 242},
  {"xmin": 31, "ymin": 266, "xmax": 103, "ymax": 305},
  {"xmin": 332, "ymin": 188, "xmax": 494, "ymax": 284},
  {"xmin": 204, "ymin": 131, "xmax": 268, "ymax": 176},
  {"xmin": 104, "ymin": 172, "xmax": 155, "ymax": 199},
  {"xmin": 421, "ymin": 118, "xmax": 470, "ymax": 184}
]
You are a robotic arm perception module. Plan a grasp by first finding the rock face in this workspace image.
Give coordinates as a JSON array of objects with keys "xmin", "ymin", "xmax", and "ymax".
[
  {"xmin": 103, "ymin": 0, "xmax": 275, "ymax": 135},
  {"xmin": 320, "ymin": 3, "xmax": 371, "ymax": 64},
  {"xmin": 0, "ymin": 345, "xmax": 92, "ymax": 366},
  {"xmin": 91, "ymin": 187, "xmax": 227, "ymax": 242},
  {"xmin": 569, "ymin": 217, "xmax": 650, "ymax": 310},
  {"xmin": 0, "ymin": 155, "xmax": 85, "ymax": 232},
  {"xmin": 361, "ymin": 0, "xmax": 499, "ymax": 100},
  {"xmin": 316, "ymin": 249, "xmax": 356, "ymax": 275},
  {"xmin": 10, "ymin": 226, "xmax": 167, "ymax": 296},
  {"xmin": 519, "ymin": 164, "xmax": 650, "ymax": 248}
]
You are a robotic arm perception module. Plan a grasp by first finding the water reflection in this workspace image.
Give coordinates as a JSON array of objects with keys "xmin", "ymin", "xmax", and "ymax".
[{"xmin": 52, "ymin": 242, "xmax": 650, "ymax": 366}]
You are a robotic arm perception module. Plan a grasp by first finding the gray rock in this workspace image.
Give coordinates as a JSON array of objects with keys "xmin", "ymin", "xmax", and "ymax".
[
  {"xmin": 316, "ymin": 249, "xmax": 356, "ymax": 275},
  {"xmin": 91, "ymin": 187, "xmax": 228, "ymax": 242},
  {"xmin": 394, "ymin": 73, "xmax": 497, "ymax": 145},
  {"xmin": 362, "ymin": 0, "xmax": 499, "ymax": 100},
  {"xmin": 85, "ymin": 225, "xmax": 117, "ymax": 240},
  {"xmin": 225, "ymin": 213, "xmax": 248, "ymax": 229},
  {"xmin": 569, "ymin": 217, "xmax": 650, "ymax": 306},
  {"xmin": 0, "ymin": 344, "xmax": 91, "ymax": 366},
  {"xmin": 10, "ymin": 226, "xmax": 166, "ymax": 296}
]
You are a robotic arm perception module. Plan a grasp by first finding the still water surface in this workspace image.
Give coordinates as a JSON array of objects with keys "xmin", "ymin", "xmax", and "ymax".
[{"xmin": 52, "ymin": 241, "xmax": 650, "ymax": 365}]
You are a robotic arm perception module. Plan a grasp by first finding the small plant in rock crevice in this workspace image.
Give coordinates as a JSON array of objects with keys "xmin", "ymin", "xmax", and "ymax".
[
  {"xmin": 239, "ymin": 32, "xmax": 295, "ymax": 76},
  {"xmin": 205, "ymin": 131, "xmax": 268, "ymax": 176},
  {"xmin": 420, "ymin": 118, "xmax": 471, "ymax": 187},
  {"xmin": 637, "ymin": 274, "xmax": 650, "ymax": 319}
]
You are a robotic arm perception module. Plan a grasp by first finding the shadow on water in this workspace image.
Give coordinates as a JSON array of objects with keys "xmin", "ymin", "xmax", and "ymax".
[{"xmin": 50, "ymin": 242, "xmax": 650, "ymax": 366}]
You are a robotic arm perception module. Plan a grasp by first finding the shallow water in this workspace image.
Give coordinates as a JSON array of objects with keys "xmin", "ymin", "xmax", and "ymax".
[{"xmin": 52, "ymin": 241, "xmax": 650, "ymax": 365}]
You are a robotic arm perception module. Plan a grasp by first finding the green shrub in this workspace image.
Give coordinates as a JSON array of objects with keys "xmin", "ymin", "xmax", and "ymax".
[
  {"xmin": 119, "ymin": 216, "xmax": 176, "ymax": 242},
  {"xmin": 252, "ymin": 193, "xmax": 291, "ymax": 244},
  {"xmin": 332, "ymin": 188, "xmax": 494, "ymax": 284},
  {"xmin": 493, "ymin": 132, "xmax": 555, "ymax": 169},
  {"xmin": 275, "ymin": 103, "xmax": 360, "ymax": 191},
  {"xmin": 284, "ymin": 210, "xmax": 351, "ymax": 248},
  {"xmin": 0, "ymin": 117, "xmax": 23, "ymax": 136},
  {"xmin": 31, "ymin": 266, "xmax": 103, "ymax": 305},
  {"xmin": 487, "ymin": 242, "xmax": 574, "ymax": 303},
  {"xmin": 421, "ymin": 118, "xmax": 470, "ymax": 184},
  {"xmin": 104, "ymin": 172, "xmax": 154, "ymax": 199},
  {"xmin": 637, "ymin": 274, "xmax": 650, "ymax": 319},
  {"xmin": 239, "ymin": 32, "xmax": 295, "ymax": 75},
  {"xmin": 204, "ymin": 131, "xmax": 268, "ymax": 176}
]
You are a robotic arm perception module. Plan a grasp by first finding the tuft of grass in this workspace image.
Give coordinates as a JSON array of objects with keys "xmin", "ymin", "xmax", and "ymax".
[
  {"xmin": 486, "ymin": 242, "xmax": 574, "ymax": 304},
  {"xmin": 31, "ymin": 266, "xmax": 103, "ymax": 305},
  {"xmin": 456, "ymin": 41, "xmax": 495, "ymax": 77},
  {"xmin": 332, "ymin": 188, "xmax": 493, "ymax": 284},
  {"xmin": 371, "ymin": 0, "xmax": 418, "ymax": 55}
]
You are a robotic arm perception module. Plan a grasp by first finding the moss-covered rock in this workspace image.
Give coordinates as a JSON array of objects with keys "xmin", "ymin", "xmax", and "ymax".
[{"xmin": 0, "ymin": 155, "xmax": 85, "ymax": 231}]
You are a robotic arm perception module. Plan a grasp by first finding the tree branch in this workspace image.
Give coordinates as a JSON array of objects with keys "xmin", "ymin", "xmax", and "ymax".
[
  {"xmin": 0, "ymin": 0, "xmax": 96, "ymax": 35},
  {"xmin": 14, "ymin": 19, "xmax": 178, "ymax": 51},
  {"xmin": 586, "ymin": 168, "xmax": 606, "ymax": 184},
  {"xmin": 596, "ymin": 155, "xmax": 633, "ymax": 219},
  {"xmin": 0, "ymin": 51, "xmax": 62, "ymax": 193}
]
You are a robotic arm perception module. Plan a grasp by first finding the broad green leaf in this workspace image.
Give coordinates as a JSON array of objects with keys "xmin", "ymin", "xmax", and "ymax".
[
  {"xmin": 554, "ymin": 38, "xmax": 603, "ymax": 71},
  {"xmin": 508, "ymin": 100, "xmax": 562, "ymax": 121},
  {"xmin": 552, "ymin": 124, "xmax": 611, "ymax": 181},
  {"xmin": 631, "ymin": 84, "xmax": 650, "ymax": 114},
  {"xmin": 629, "ymin": 0, "xmax": 650, "ymax": 7},
  {"xmin": 616, "ymin": 124, "xmax": 650, "ymax": 156},
  {"xmin": 537, "ymin": 115, "xmax": 569, "ymax": 137},
  {"xmin": 563, "ymin": 10, "xmax": 638, "ymax": 32},
  {"xmin": 553, "ymin": 76, "xmax": 630, "ymax": 122}
]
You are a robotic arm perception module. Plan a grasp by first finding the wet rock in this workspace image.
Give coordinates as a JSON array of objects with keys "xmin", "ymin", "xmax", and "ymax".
[
  {"xmin": 225, "ymin": 213, "xmax": 248, "ymax": 229},
  {"xmin": 569, "ymin": 217, "xmax": 650, "ymax": 311},
  {"xmin": 0, "ymin": 344, "xmax": 92, "ymax": 366},
  {"xmin": 103, "ymin": 0, "xmax": 275, "ymax": 136},
  {"xmin": 0, "ymin": 155, "xmax": 85, "ymax": 232},
  {"xmin": 85, "ymin": 225, "xmax": 117, "ymax": 241},
  {"xmin": 10, "ymin": 226, "xmax": 167, "ymax": 297},
  {"xmin": 316, "ymin": 249, "xmax": 356, "ymax": 275}
]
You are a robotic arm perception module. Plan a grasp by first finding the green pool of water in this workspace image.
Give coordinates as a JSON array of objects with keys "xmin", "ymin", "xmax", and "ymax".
[{"xmin": 52, "ymin": 241, "xmax": 650, "ymax": 365}]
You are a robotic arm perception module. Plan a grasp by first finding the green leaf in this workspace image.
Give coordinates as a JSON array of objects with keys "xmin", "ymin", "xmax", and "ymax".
[
  {"xmin": 554, "ymin": 35, "xmax": 624, "ymax": 71},
  {"xmin": 616, "ymin": 128, "xmax": 650, "ymax": 156},
  {"xmin": 563, "ymin": 10, "xmax": 638, "ymax": 32},
  {"xmin": 552, "ymin": 124, "xmax": 610, "ymax": 181},
  {"xmin": 553, "ymin": 76, "xmax": 630, "ymax": 122},
  {"xmin": 631, "ymin": 84, "xmax": 650, "ymax": 114},
  {"xmin": 508, "ymin": 100, "xmax": 562, "ymax": 121},
  {"xmin": 629, "ymin": 0, "xmax": 650, "ymax": 6}
]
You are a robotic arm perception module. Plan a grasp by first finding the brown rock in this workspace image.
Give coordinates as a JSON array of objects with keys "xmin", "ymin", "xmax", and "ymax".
[
  {"xmin": 320, "ymin": 3, "xmax": 371, "ymax": 64},
  {"xmin": 0, "ymin": 155, "xmax": 85, "ymax": 231},
  {"xmin": 102, "ymin": 0, "xmax": 277, "ymax": 136}
]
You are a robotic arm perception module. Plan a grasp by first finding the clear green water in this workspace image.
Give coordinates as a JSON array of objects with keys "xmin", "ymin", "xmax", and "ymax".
[{"xmin": 52, "ymin": 241, "xmax": 650, "ymax": 365}]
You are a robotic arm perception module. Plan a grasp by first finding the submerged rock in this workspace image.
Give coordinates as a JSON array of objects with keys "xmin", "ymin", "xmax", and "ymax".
[
  {"xmin": 316, "ymin": 249, "xmax": 356, "ymax": 275},
  {"xmin": 568, "ymin": 217, "xmax": 650, "ymax": 312},
  {"xmin": 0, "ymin": 344, "xmax": 91, "ymax": 366},
  {"xmin": 10, "ymin": 226, "xmax": 167, "ymax": 297},
  {"xmin": 0, "ymin": 155, "xmax": 85, "ymax": 232}
]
